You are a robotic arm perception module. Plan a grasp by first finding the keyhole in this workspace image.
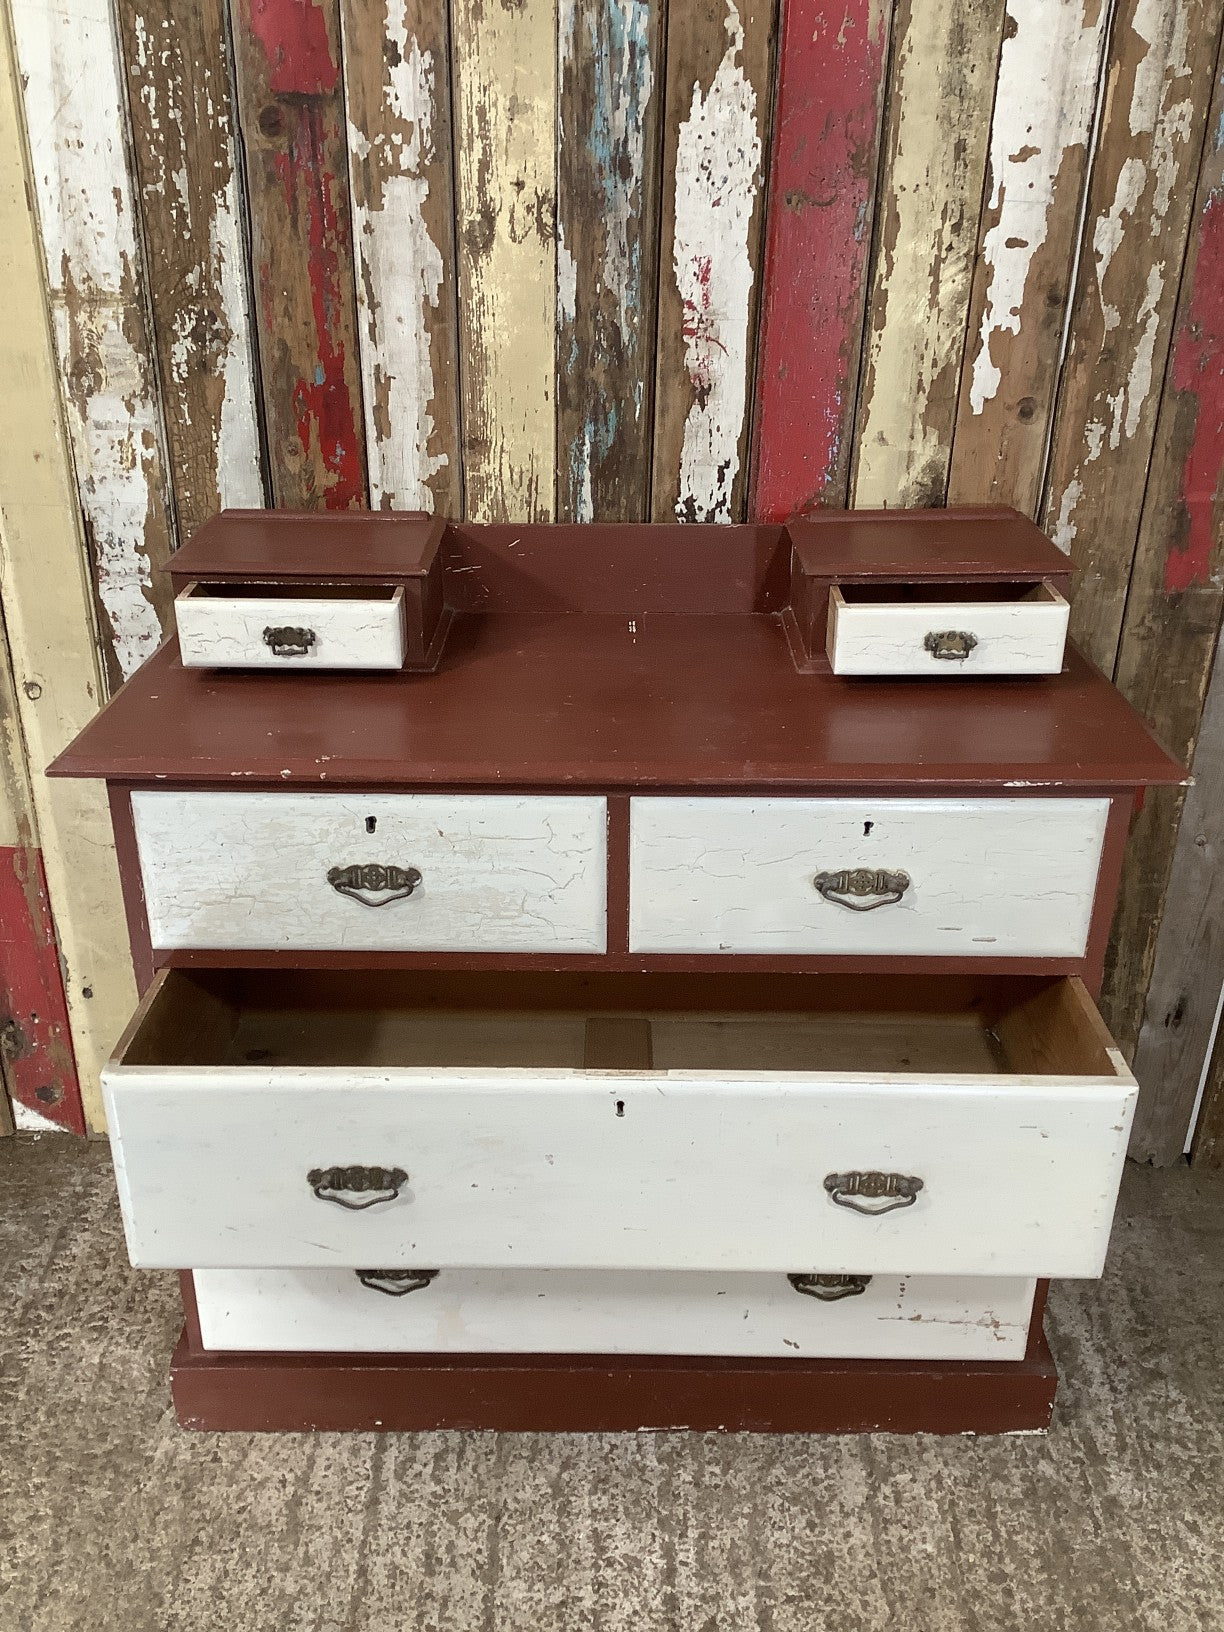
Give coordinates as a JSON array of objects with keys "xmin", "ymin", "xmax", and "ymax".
[
  {"xmin": 615, "ymin": 1100, "xmax": 625, "ymax": 1118},
  {"xmin": 863, "ymin": 820, "xmax": 874, "ymax": 836},
  {"xmin": 366, "ymin": 816, "xmax": 377, "ymax": 833}
]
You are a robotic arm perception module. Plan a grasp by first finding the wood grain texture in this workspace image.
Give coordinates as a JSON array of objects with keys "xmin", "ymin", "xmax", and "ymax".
[
  {"xmin": 451, "ymin": 0, "xmax": 556, "ymax": 522},
  {"xmin": 947, "ymin": 0, "xmax": 1110, "ymax": 514},
  {"xmin": 10, "ymin": 0, "xmax": 177, "ymax": 685},
  {"xmin": 851, "ymin": 0, "xmax": 1005, "ymax": 509},
  {"xmin": 0, "ymin": 7, "xmax": 139, "ymax": 1131},
  {"xmin": 115, "ymin": 0, "xmax": 266, "ymax": 542},
  {"xmin": 651, "ymin": 0, "xmax": 773, "ymax": 523},
  {"xmin": 749, "ymin": 0, "xmax": 891, "ymax": 518},
  {"xmin": 229, "ymin": 0, "xmax": 367, "ymax": 510},
  {"xmin": 1042, "ymin": 0, "xmax": 1224, "ymax": 671},
  {"xmin": 341, "ymin": 0, "xmax": 462, "ymax": 514},
  {"xmin": 1107, "ymin": 47, "xmax": 1224, "ymax": 1089},
  {"xmin": 556, "ymin": 0, "xmax": 662, "ymax": 521}
]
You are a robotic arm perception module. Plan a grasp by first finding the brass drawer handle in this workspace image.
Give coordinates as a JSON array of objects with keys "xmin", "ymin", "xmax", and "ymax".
[
  {"xmin": 825, "ymin": 1171, "xmax": 923, "ymax": 1215},
  {"xmin": 263, "ymin": 625, "xmax": 317, "ymax": 658},
  {"xmin": 924, "ymin": 629, "xmax": 978, "ymax": 661},
  {"xmin": 328, "ymin": 863, "xmax": 422, "ymax": 906},
  {"xmin": 356, "ymin": 1269, "xmax": 438, "ymax": 1296},
  {"xmin": 308, "ymin": 1165, "xmax": 408, "ymax": 1210},
  {"xmin": 814, "ymin": 868, "xmax": 910, "ymax": 910},
  {"xmin": 788, "ymin": 1273, "xmax": 872, "ymax": 1301}
]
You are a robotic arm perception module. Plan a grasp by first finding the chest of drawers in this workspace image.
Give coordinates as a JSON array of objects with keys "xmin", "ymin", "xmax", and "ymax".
[{"xmin": 51, "ymin": 511, "xmax": 1183, "ymax": 1434}]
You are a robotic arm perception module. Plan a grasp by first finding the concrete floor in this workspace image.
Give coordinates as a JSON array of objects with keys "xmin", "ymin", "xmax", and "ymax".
[{"xmin": 1, "ymin": 1141, "xmax": 1222, "ymax": 1632}]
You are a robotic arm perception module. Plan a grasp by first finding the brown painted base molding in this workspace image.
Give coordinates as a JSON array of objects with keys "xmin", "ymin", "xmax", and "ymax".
[{"xmin": 169, "ymin": 1328, "xmax": 1058, "ymax": 1435}]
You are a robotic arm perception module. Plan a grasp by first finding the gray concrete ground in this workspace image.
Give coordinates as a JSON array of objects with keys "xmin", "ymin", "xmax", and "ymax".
[{"xmin": 1, "ymin": 1137, "xmax": 1222, "ymax": 1632}]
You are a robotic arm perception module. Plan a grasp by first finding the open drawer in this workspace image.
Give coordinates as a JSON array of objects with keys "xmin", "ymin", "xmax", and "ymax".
[
  {"xmin": 826, "ymin": 580, "xmax": 1069, "ymax": 675},
  {"xmin": 103, "ymin": 970, "xmax": 1135, "ymax": 1277},
  {"xmin": 174, "ymin": 581, "xmax": 407, "ymax": 670}
]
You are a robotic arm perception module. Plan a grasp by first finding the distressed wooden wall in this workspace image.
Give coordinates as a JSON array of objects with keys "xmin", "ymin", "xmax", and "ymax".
[{"xmin": 4, "ymin": 0, "xmax": 1224, "ymax": 1154}]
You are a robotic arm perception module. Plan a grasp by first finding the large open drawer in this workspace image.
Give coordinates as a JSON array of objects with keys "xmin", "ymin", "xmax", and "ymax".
[{"xmin": 103, "ymin": 969, "xmax": 1136, "ymax": 1278}]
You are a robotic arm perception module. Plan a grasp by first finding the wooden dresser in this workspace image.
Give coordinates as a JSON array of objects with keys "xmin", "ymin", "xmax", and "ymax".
[{"xmin": 51, "ymin": 511, "xmax": 1183, "ymax": 1434}]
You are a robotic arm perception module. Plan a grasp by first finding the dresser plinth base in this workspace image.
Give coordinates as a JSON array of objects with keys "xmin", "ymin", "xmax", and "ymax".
[{"xmin": 169, "ymin": 1327, "xmax": 1057, "ymax": 1435}]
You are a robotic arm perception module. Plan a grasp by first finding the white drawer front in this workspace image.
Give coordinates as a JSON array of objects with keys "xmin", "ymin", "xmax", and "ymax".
[
  {"xmin": 629, "ymin": 797, "xmax": 1109, "ymax": 956},
  {"xmin": 131, "ymin": 791, "xmax": 608, "ymax": 952},
  {"xmin": 193, "ymin": 1267, "xmax": 1036, "ymax": 1361},
  {"xmin": 175, "ymin": 584, "xmax": 407, "ymax": 669},
  {"xmin": 105, "ymin": 1060, "xmax": 1134, "ymax": 1278},
  {"xmin": 827, "ymin": 583, "xmax": 1069, "ymax": 675}
]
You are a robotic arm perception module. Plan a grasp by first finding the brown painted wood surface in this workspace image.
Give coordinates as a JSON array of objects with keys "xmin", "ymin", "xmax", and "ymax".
[{"xmin": 229, "ymin": 0, "xmax": 367, "ymax": 510}]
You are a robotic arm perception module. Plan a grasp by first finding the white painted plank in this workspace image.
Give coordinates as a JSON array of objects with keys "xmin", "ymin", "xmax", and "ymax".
[
  {"xmin": 175, "ymin": 586, "xmax": 407, "ymax": 670},
  {"xmin": 629, "ymin": 797, "xmax": 1110, "ymax": 956},
  {"xmin": 827, "ymin": 586, "xmax": 1070, "ymax": 676},
  {"xmin": 193, "ymin": 1267, "xmax": 1037, "ymax": 1360},
  {"xmin": 130, "ymin": 791, "xmax": 608, "ymax": 952}
]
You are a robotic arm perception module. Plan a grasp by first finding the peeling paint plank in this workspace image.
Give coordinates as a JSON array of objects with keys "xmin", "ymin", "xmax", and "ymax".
[
  {"xmin": 851, "ymin": 0, "xmax": 1005, "ymax": 509},
  {"xmin": 947, "ymin": 0, "xmax": 1110, "ymax": 515},
  {"xmin": 229, "ymin": 0, "xmax": 367, "ymax": 510},
  {"xmin": 10, "ymin": 0, "xmax": 178, "ymax": 684},
  {"xmin": 116, "ymin": 0, "xmax": 265, "ymax": 541},
  {"xmin": 556, "ymin": 0, "xmax": 662, "ymax": 521},
  {"xmin": 651, "ymin": 0, "xmax": 773, "ymax": 524},
  {"xmin": 451, "ymin": 0, "xmax": 556, "ymax": 523},
  {"xmin": 1101, "ymin": 49, "xmax": 1224, "ymax": 1090},
  {"xmin": 1041, "ymin": 0, "xmax": 1224, "ymax": 672},
  {"xmin": 341, "ymin": 0, "xmax": 461, "ymax": 515},
  {"xmin": 0, "ymin": 7, "xmax": 139, "ymax": 1133},
  {"xmin": 749, "ymin": 0, "xmax": 891, "ymax": 519}
]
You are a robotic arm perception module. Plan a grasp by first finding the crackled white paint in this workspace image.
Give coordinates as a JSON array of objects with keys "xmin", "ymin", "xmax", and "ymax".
[
  {"xmin": 194, "ymin": 1267, "xmax": 1038, "ymax": 1360},
  {"xmin": 130, "ymin": 791, "xmax": 608, "ymax": 952},
  {"xmin": 827, "ymin": 585, "xmax": 1070, "ymax": 676},
  {"xmin": 969, "ymin": 0, "xmax": 1106, "ymax": 414},
  {"xmin": 672, "ymin": 0, "xmax": 761, "ymax": 522},
  {"xmin": 10, "ymin": 0, "xmax": 169, "ymax": 679},
  {"xmin": 174, "ymin": 585, "xmax": 408, "ymax": 670},
  {"xmin": 344, "ymin": 0, "xmax": 448, "ymax": 509}
]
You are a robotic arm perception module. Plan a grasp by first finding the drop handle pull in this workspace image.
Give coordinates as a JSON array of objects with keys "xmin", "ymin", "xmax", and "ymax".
[
  {"xmin": 814, "ymin": 868, "xmax": 910, "ymax": 911},
  {"xmin": 263, "ymin": 625, "xmax": 317, "ymax": 658},
  {"xmin": 328, "ymin": 864, "xmax": 422, "ymax": 906},
  {"xmin": 356, "ymin": 1269, "xmax": 438, "ymax": 1296},
  {"xmin": 308, "ymin": 1165, "xmax": 408, "ymax": 1210},
  {"xmin": 825, "ymin": 1171, "xmax": 924, "ymax": 1216},
  {"xmin": 924, "ymin": 629, "xmax": 978, "ymax": 661},
  {"xmin": 789, "ymin": 1273, "xmax": 872, "ymax": 1301}
]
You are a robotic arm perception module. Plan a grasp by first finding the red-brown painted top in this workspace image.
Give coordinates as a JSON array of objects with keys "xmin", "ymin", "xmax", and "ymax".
[
  {"xmin": 788, "ymin": 508, "xmax": 1074, "ymax": 581},
  {"xmin": 51, "ymin": 610, "xmax": 1182, "ymax": 790},
  {"xmin": 169, "ymin": 510, "xmax": 441, "ymax": 585}
]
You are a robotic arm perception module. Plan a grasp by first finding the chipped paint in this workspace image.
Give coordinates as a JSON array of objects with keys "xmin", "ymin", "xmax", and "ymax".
[
  {"xmin": 751, "ymin": 0, "xmax": 890, "ymax": 517},
  {"xmin": 11, "ymin": 0, "xmax": 175, "ymax": 680},
  {"xmin": 671, "ymin": 0, "xmax": 761, "ymax": 523},
  {"xmin": 968, "ymin": 0, "xmax": 1104, "ymax": 416},
  {"xmin": 343, "ymin": 0, "xmax": 452, "ymax": 511}
]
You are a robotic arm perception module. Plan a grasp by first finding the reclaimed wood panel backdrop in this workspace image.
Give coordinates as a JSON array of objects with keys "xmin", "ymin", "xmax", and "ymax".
[{"xmin": 3, "ymin": 0, "xmax": 1224, "ymax": 1154}]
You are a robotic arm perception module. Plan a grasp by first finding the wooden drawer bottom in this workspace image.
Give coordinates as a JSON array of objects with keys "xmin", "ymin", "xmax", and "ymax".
[{"xmin": 191, "ymin": 1268, "xmax": 1037, "ymax": 1362}]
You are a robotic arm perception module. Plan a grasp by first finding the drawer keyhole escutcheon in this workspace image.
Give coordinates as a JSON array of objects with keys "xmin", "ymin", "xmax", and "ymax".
[
  {"xmin": 814, "ymin": 868, "xmax": 910, "ymax": 911},
  {"xmin": 308, "ymin": 1165, "xmax": 408, "ymax": 1210},
  {"xmin": 328, "ymin": 863, "xmax": 423, "ymax": 907},
  {"xmin": 263, "ymin": 625, "xmax": 317, "ymax": 658},
  {"xmin": 924, "ymin": 629, "xmax": 978, "ymax": 661},
  {"xmin": 824, "ymin": 1171, "xmax": 923, "ymax": 1216},
  {"xmin": 355, "ymin": 1269, "xmax": 438, "ymax": 1296},
  {"xmin": 788, "ymin": 1273, "xmax": 872, "ymax": 1301}
]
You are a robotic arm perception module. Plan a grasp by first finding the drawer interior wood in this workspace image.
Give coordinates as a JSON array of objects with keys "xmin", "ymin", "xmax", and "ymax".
[
  {"xmin": 117, "ymin": 969, "xmax": 1122, "ymax": 1080},
  {"xmin": 179, "ymin": 582, "xmax": 400, "ymax": 602},
  {"xmin": 833, "ymin": 580, "xmax": 1063, "ymax": 608}
]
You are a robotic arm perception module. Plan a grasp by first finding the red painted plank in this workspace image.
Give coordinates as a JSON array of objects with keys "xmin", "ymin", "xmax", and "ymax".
[
  {"xmin": 749, "ymin": 0, "xmax": 891, "ymax": 518},
  {"xmin": 0, "ymin": 845, "xmax": 85, "ymax": 1134}
]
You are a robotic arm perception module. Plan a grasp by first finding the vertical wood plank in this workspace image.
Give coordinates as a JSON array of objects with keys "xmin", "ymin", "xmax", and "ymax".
[
  {"xmin": 947, "ymin": 0, "xmax": 1111, "ymax": 515},
  {"xmin": 651, "ymin": 0, "xmax": 774, "ymax": 524},
  {"xmin": 556, "ymin": 0, "xmax": 662, "ymax": 521},
  {"xmin": 1041, "ymin": 0, "xmax": 1224, "ymax": 672},
  {"xmin": 0, "ymin": 7, "xmax": 139, "ymax": 1132},
  {"xmin": 116, "ymin": 0, "xmax": 265, "ymax": 542},
  {"xmin": 452, "ymin": 0, "xmax": 557, "ymax": 523},
  {"xmin": 341, "ymin": 0, "xmax": 462, "ymax": 514},
  {"xmin": 749, "ymin": 0, "xmax": 891, "ymax": 519},
  {"xmin": 1190, "ymin": 1023, "xmax": 1224, "ymax": 1166},
  {"xmin": 851, "ymin": 0, "xmax": 1005, "ymax": 509},
  {"xmin": 10, "ymin": 0, "xmax": 178, "ymax": 684},
  {"xmin": 1103, "ymin": 46, "xmax": 1224, "ymax": 1085},
  {"xmin": 229, "ymin": 0, "xmax": 367, "ymax": 510}
]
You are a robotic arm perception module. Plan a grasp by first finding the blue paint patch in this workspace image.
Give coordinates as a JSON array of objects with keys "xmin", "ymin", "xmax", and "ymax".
[{"xmin": 315, "ymin": 364, "xmax": 326, "ymax": 385}]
